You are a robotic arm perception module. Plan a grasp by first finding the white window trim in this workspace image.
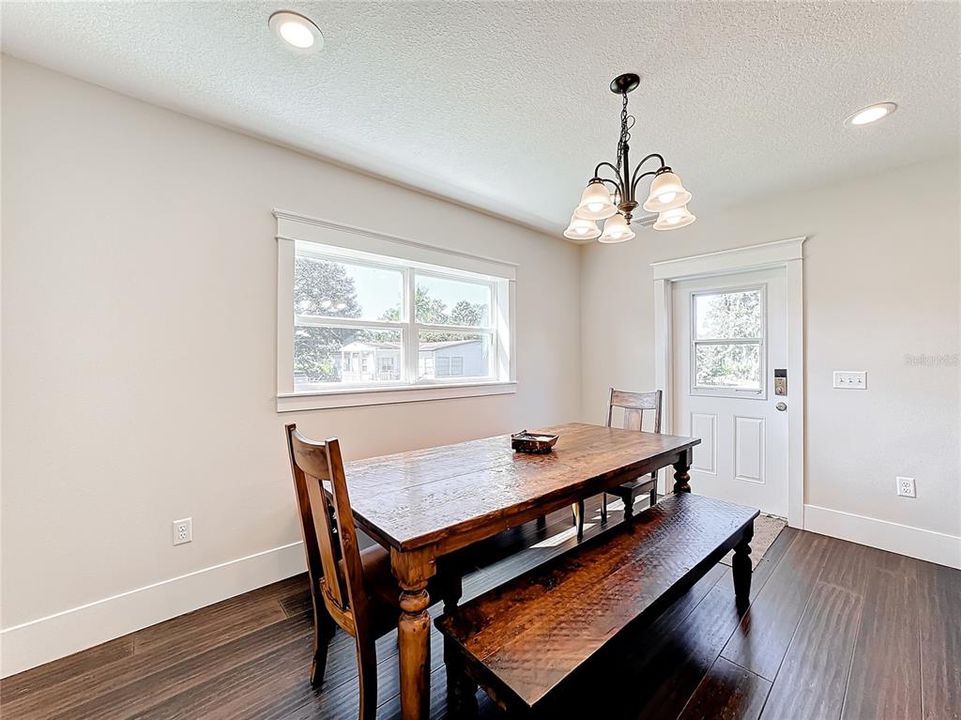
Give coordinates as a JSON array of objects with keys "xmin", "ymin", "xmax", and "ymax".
[{"xmin": 275, "ymin": 210, "xmax": 517, "ymax": 411}]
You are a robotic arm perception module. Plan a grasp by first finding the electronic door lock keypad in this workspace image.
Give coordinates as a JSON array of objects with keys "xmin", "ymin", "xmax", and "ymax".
[{"xmin": 774, "ymin": 369, "xmax": 787, "ymax": 396}]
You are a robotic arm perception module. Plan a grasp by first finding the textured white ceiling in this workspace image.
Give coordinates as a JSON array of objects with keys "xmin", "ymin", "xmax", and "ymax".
[{"xmin": 2, "ymin": 1, "xmax": 959, "ymax": 239}]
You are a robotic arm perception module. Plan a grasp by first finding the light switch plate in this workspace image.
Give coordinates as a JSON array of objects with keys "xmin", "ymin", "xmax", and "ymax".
[{"xmin": 833, "ymin": 371, "xmax": 866, "ymax": 389}]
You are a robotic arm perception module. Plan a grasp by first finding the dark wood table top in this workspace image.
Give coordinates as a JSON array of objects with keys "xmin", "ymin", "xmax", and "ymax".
[{"xmin": 345, "ymin": 422, "xmax": 701, "ymax": 553}]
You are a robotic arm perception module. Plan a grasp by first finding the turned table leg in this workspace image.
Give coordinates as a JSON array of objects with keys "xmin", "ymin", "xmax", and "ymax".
[
  {"xmin": 392, "ymin": 549, "xmax": 436, "ymax": 720},
  {"xmin": 732, "ymin": 522, "xmax": 754, "ymax": 612},
  {"xmin": 672, "ymin": 452, "xmax": 692, "ymax": 494}
]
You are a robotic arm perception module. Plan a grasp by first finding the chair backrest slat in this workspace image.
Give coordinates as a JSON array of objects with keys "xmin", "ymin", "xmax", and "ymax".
[
  {"xmin": 623, "ymin": 407, "xmax": 643, "ymax": 432},
  {"xmin": 286, "ymin": 425, "xmax": 369, "ymax": 635},
  {"xmin": 608, "ymin": 388, "xmax": 663, "ymax": 434}
]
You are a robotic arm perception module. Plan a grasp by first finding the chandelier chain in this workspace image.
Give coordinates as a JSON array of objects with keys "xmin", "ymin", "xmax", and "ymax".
[{"xmin": 615, "ymin": 92, "xmax": 635, "ymax": 185}]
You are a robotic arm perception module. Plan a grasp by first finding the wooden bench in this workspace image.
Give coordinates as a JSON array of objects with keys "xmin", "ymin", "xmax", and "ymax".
[{"xmin": 436, "ymin": 493, "xmax": 759, "ymax": 716}]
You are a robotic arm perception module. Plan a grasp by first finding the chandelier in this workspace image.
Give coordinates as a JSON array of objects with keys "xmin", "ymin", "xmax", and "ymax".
[{"xmin": 565, "ymin": 73, "xmax": 696, "ymax": 242}]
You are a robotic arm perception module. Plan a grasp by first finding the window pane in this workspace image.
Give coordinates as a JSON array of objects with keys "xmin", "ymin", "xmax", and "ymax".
[
  {"xmin": 417, "ymin": 332, "xmax": 491, "ymax": 380},
  {"xmin": 295, "ymin": 253, "xmax": 403, "ymax": 322},
  {"xmin": 694, "ymin": 343, "xmax": 761, "ymax": 390},
  {"xmin": 695, "ymin": 290, "xmax": 761, "ymax": 340},
  {"xmin": 294, "ymin": 326, "xmax": 402, "ymax": 388},
  {"xmin": 415, "ymin": 274, "xmax": 491, "ymax": 327}
]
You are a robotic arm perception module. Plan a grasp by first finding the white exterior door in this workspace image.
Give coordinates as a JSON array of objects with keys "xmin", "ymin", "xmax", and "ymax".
[{"xmin": 672, "ymin": 268, "xmax": 789, "ymax": 517}]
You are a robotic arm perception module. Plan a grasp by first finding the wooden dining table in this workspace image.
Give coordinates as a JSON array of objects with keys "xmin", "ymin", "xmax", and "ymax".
[{"xmin": 343, "ymin": 421, "xmax": 700, "ymax": 720}]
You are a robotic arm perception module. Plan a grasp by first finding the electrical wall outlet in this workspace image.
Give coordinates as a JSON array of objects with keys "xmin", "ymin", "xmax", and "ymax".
[
  {"xmin": 172, "ymin": 517, "xmax": 192, "ymax": 545},
  {"xmin": 896, "ymin": 477, "xmax": 916, "ymax": 498},
  {"xmin": 833, "ymin": 371, "xmax": 867, "ymax": 389}
]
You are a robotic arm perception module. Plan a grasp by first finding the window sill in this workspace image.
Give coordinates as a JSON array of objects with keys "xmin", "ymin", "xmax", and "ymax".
[{"xmin": 276, "ymin": 380, "xmax": 517, "ymax": 412}]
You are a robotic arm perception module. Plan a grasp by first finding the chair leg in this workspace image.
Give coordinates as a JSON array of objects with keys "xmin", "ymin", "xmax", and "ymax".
[
  {"xmin": 309, "ymin": 599, "xmax": 336, "ymax": 687},
  {"xmin": 441, "ymin": 570, "xmax": 463, "ymax": 616},
  {"xmin": 649, "ymin": 485, "xmax": 657, "ymax": 508},
  {"xmin": 601, "ymin": 493, "xmax": 608, "ymax": 524},
  {"xmin": 356, "ymin": 637, "xmax": 379, "ymax": 720},
  {"xmin": 572, "ymin": 500, "xmax": 585, "ymax": 539}
]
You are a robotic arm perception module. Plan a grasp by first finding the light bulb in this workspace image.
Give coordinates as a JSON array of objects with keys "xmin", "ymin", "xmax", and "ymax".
[
  {"xmin": 643, "ymin": 171, "xmax": 691, "ymax": 212},
  {"xmin": 652, "ymin": 205, "xmax": 696, "ymax": 231},
  {"xmin": 268, "ymin": 11, "xmax": 324, "ymax": 53},
  {"xmin": 279, "ymin": 20, "xmax": 315, "ymax": 48},
  {"xmin": 574, "ymin": 181, "xmax": 617, "ymax": 220},
  {"xmin": 845, "ymin": 102, "xmax": 897, "ymax": 127}
]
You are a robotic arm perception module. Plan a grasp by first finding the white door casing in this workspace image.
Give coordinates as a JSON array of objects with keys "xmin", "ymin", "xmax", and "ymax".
[{"xmin": 652, "ymin": 237, "xmax": 805, "ymax": 527}]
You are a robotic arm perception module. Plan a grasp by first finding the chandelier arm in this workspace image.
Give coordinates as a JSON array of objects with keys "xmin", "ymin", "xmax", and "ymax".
[
  {"xmin": 592, "ymin": 162, "xmax": 624, "ymax": 196},
  {"xmin": 630, "ymin": 170, "xmax": 660, "ymax": 198},
  {"xmin": 593, "ymin": 161, "xmax": 621, "ymax": 182},
  {"xmin": 629, "ymin": 153, "xmax": 667, "ymax": 187}
]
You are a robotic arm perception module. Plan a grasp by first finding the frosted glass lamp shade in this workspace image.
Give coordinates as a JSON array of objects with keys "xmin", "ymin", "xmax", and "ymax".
[
  {"xmin": 642, "ymin": 171, "xmax": 692, "ymax": 212},
  {"xmin": 563, "ymin": 215, "xmax": 601, "ymax": 240},
  {"xmin": 574, "ymin": 181, "xmax": 617, "ymax": 220},
  {"xmin": 598, "ymin": 214, "xmax": 636, "ymax": 243},
  {"xmin": 652, "ymin": 204, "xmax": 696, "ymax": 231}
]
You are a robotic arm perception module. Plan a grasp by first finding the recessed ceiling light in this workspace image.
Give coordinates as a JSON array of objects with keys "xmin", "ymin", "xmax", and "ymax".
[
  {"xmin": 845, "ymin": 102, "xmax": 897, "ymax": 127},
  {"xmin": 268, "ymin": 11, "xmax": 323, "ymax": 52}
]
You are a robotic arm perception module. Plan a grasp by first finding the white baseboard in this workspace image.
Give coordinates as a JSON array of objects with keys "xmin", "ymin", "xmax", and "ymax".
[
  {"xmin": 804, "ymin": 504, "xmax": 961, "ymax": 569},
  {"xmin": 0, "ymin": 541, "xmax": 306, "ymax": 678}
]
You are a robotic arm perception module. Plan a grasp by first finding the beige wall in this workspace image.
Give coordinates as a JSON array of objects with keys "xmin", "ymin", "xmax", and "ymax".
[
  {"xmin": 0, "ymin": 58, "xmax": 581, "ymax": 666},
  {"xmin": 581, "ymin": 156, "xmax": 961, "ymax": 544}
]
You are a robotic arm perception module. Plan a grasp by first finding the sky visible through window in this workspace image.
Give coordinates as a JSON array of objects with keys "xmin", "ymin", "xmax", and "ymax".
[{"xmin": 341, "ymin": 265, "xmax": 490, "ymax": 322}]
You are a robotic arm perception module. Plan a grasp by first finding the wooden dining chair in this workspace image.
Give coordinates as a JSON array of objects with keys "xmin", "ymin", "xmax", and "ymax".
[
  {"xmin": 572, "ymin": 389, "xmax": 663, "ymax": 537},
  {"xmin": 286, "ymin": 424, "xmax": 453, "ymax": 720},
  {"xmin": 601, "ymin": 388, "xmax": 663, "ymax": 522}
]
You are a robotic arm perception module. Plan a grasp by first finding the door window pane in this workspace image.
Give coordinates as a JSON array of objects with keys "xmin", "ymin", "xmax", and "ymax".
[
  {"xmin": 695, "ymin": 290, "xmax": 761, "ymax": 340},
  {"xmin": 415, "ymin": 274, "xmax": 491, "ymax": 327},
  {"xmin": 295, "ymin": 253, "xmax": 403, "ymax": 322},
  {"xmin": 417, "ymin": 332, "xmax": 491, "ymax": 380},
  {"xmin": 694, "ymin": 343, "xmax": 761, "ymax": 390}
]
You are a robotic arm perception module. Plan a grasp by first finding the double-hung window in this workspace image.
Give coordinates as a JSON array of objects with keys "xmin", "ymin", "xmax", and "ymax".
[{"xmin": 276, "ymin": 211, "xmax": 515, "ymax": 410}]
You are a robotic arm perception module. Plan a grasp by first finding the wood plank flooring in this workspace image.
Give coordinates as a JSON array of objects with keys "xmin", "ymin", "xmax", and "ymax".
[{"xmin": 2, "ymin": 499, "xmax": 958, "ymax": 720}]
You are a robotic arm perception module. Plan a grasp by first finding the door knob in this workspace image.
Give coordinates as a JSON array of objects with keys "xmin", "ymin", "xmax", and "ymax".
[{"xmin": 775, "ymin": 402, "xmax": 787, "ymax": 412}]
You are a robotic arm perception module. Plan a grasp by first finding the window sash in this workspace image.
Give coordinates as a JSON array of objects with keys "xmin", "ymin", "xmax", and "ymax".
[
  {"xmin": 692, "ymin": 288, "xmax": 764, "ymax": 342},
  {"xmin": 689, "ymin": 284, "xmax": 767, "ymax": 398},
  {"xmin": 291, "ymin": 246, "xmax": 502, "ymax": 391}
]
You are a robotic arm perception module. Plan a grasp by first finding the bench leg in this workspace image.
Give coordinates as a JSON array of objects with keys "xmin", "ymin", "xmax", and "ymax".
[
  {"xmin": 600, "ymin": 493, "xmax": 608, "ymax": 524},
  {"xmin": 732, "ymin": 522, "xmax": 754, "ymax": 612},
  {"xmin": 444, "ymin": 638, "xmax": 478, "ymax": 719},
  {"xmin": 623, "ymin": 490, "xmax": 635, "ymax": 521}
]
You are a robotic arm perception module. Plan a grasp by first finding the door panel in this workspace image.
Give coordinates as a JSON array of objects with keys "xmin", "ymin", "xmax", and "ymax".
[
  {"xmin": 673, "ymin": 268, "xmax": 788, "ymax": 516},
  {"xmin": 734, "ymin": 416, "xmax": 764, "ymax": 483}
]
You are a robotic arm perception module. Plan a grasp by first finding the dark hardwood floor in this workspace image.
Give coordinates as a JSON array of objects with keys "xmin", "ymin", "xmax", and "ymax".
[{"xmin": 2, "ymin": 500, "xmax": 959, "ymax": 720}]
